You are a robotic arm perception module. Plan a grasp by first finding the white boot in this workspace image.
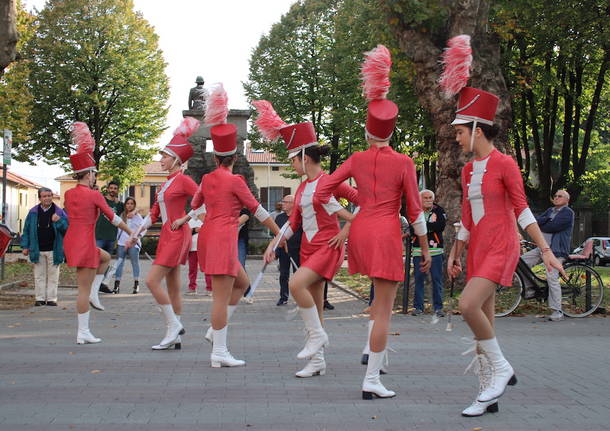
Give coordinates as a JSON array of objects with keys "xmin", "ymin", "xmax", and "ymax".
[
  {"xmin": 89, "ymin": 274, "xmax": 105, "ymax": 311},
  {"xmin": 361, "ymin": 320, "xmax": 374, "ymax": 364},
  {"xmin": 477, "ymin": 337, "xmax": 517, "ymax": 402},
  {"xmin": 76, "ymin": 311, "xmax": 101, "ymax": 344},
  {"xmin": 462, "ymin": 399, "xmax": 499, "ymax": 417},
  {"xmin": 296, "ymin": 305, "xmax": 328, "ymax": 360},
  {"xmin": 152, "ymin": 304, "xmax": 184, "ymax": 350},
  {"xmin": 362, "ymin": 350, "xmax": 395, "ymax": 399},
  {"xmin": 210, "ymin": 326, "xmax": 245, "ymax": 367},
  {"xmin": 295, "ymin": 348, "xmax": 326, "ymax": 378},
  {"xmin": 205, "ymin": 305, "xmax": 236, "ymax": 344}
]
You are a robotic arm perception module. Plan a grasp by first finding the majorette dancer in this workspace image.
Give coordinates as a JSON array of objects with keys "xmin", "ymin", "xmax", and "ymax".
[
  {"xmin": 128, "ymin": 117, "xmax": 201, "ymax": 350},
  {"xmin": 315, "ymin": 45, "xmax": 431, "ymax": 399},
  {"xmin": 440, "ymin": 35, "xmax": 565, "ymax": 416},
  {"xmin": 63, "ymin": 122, "xmax": 133, "ymax": 344},
  {"xmin": 175, "ymin": 84, "xmax": 281, "ymax": 368},
  {"xmin": 254, "ymin": 100, "xmax": 358, "ymax": 378}
]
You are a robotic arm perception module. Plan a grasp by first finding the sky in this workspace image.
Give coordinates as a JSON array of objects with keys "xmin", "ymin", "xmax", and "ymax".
[{"xmin": 14, "ymin": 0, "xmax": 297, "ymax": 191}]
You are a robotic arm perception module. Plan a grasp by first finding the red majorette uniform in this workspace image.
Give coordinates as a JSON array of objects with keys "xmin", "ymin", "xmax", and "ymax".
[
  {"xmin": 317, "ymin": 45, "xmax": 427, "ymax": 400},
  {"xmin": 137, "ymin": 118, "xmax": 200, "ymax": 268},
  {"xmin": 190, "ymin": 84, "xmax": 270, "ymax": 368},
  {"xmin": 440, "ymin": 35, "xmax": 530, "ymax": 416}
]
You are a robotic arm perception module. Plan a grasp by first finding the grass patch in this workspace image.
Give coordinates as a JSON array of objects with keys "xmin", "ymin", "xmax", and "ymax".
[{"xmin": 1, "ymin": 261, "xmax": 77, "ymax": 287}]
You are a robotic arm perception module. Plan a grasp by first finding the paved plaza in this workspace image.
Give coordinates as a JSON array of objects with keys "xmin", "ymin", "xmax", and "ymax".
[{"xmin": 1, "ymin": 259, "xmax": 609, "ymax": 430}]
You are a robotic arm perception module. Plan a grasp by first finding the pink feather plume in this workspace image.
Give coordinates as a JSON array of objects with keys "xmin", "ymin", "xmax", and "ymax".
[
  {"xmin": 173, "ymin": 117, "xmax": 200, "ymax": 138},
  {"xmin": 252, "ymin": 100, "xmax": 287, "ymax": 141},
  {"xmin": 439, "ymin": 34, "xmax": 472, "ymax": 98},
  {"xmin": 71, "ymin": 122, "xmax": 95, "ymax": 154},
  {"xmin": 361, "ymin": 44, "xmax": 392, "ymax": 102},
  {"xmin": 204, "ymin": 83, "xmax": 229, "ymax": 126}
]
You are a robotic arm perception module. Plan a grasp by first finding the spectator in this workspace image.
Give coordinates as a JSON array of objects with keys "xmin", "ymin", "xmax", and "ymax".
[
  {"xmin": 114, "ymin": 197, "xmax": 144, "ymax": 294},
  {"xmin": 269, "ymin": 201, "xmax": 283, "ymax": 221},
  {"xmin": 411, "ymin": 189, "xmax": 446, "ymax": 317},
  {"xmin": 522, "ymin": 189, "xmax": 574, "ymax": 321},
  {"xmin": 275, "ymin": 195, "xmax": 302, "ymax": 306},
  {"xmin": 21, "ymin": 188, "xmax": 68, "ymax": 306},
  {"xmin": 186, "ymin": 215, "xmax": 203, "ymax": 295},
  {"xmin": 239, "ymin": 208, "xmax": 253, "ymax": 303},
  {"xmin": 95, "ymin": 180, "xmax": 124, "ymax": 293}
]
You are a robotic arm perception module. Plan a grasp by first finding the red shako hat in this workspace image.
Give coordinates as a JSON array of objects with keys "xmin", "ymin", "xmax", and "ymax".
[
  {"xmin": 362, "ymin": 44, "xmax": 397, "ymax": 141},
  {"xmin": 439, "ymin": 35, "xmax": 499, "ymax": 126},
  {"xmin": 252, "ymin": 100, "xmax": 318, "ymax": 159},
  {"xmin": 69, "ymin": 122, "xmax": 97, "ymax": 173},
  {"xmin": 162, "ymin": 117, "xmax": 200, "ymax": 163},
  {"xmin": 205, "ymin": 83, "xmax": 237, "ymax": 156}
]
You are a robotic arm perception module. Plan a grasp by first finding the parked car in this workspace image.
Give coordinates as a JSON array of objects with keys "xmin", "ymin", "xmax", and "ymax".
[{"xmin": 572, "ymin": 237, "xmax": 610, "ymax": 266}]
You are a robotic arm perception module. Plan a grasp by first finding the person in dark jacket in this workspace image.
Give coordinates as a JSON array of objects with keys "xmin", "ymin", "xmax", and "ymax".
[
  {"xmin": 521, "ymin": 189, "xmax": 574, "ymax": 321},
  {"xmin": 410, "ymin": 190, "xmax": 446, "ymax": 316},
  {"xmin": 274, "ymin": 195, "xmax": 302, "ymax": 306},
  {"xmin": 21, "ymin": 188, "xmax": 68, "ymax": 306}
]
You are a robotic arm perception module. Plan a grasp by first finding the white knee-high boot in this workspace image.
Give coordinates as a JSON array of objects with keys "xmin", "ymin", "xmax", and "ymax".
[
  {"xmin": 210, "ymin": 325, "xmax": 245, "ymax": 367},
  {"xmin": 297, "ymin": 305, "xmax": 328, "ymax": 360},
  {"xmin": 362, "ymin": 350, "xmax": 395, "ymax": 399},
  {"xmin": 76, "ymin": 311, "xmax": 101, "ymax": 344},
  {"xmin": 205, "ymin": 305, "xmax": 236, "ymax": 344},
  {"xmin": 89, "ymin": 274, "xmax": 105, "ymax": 311},
  {"xmin": 361, "ymin": 320, "xmax": 374, "ymax": 364},
  {"xmin": 461, "ymin": 345, "xmax": 499, "ymax": 416},
  {"xmin": 296, "ymin": 347, "xmax": 326, "ymax": 378},
  {"xmin": 152, "ymin": 304, "xmax": 184, "ymax": 350},
  {"xmin": 477, "ymin": 337, "xmax": 517, "ymax": 402}
]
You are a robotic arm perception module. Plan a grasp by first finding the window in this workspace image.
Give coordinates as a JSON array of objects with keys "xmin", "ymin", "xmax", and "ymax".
[
  {"xmin": 149, "ymin": 185, "xmax": 157, "ymax": 209},
  {"xmin": 260, "ymin": 187, "xmax": 291, "ymax": 212},
  {"xmin": 271, "ymin": 166, "xmax": 279, "ymax": 171},
  {"xmin": 128, "ymin": 186, "xmax": 135, "ymax": 198}
]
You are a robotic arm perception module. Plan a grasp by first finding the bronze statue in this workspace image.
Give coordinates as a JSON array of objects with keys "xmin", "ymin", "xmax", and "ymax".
[{"xmin": 188, "ymin": 76, "xmax": 208, "ymax": 111}]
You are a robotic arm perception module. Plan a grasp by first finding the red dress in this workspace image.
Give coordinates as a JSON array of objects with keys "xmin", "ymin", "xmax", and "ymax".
[
  {"xmin": 458, "ymin": 149, "xmax": 535, "ymax": 286},
  {"xmin": 315, "ymin": 146, "xmax": 426, "ymax": 282},
  {"xmin": 149, "ymin": 171, "xmax": 198, "ymax": 267},
  {"xmin": 192, "ymin": 166, "xmax": 265, "ymax": 277},
  {"xmin": 64, "ymin": 184, "xmax": 121, "ymax": 268},
  {"xmin": 284, "ymin": 172, "xmax": 358, "ymax": 281}
]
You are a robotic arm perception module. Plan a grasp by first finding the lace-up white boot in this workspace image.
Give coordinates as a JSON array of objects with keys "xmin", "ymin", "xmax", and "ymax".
[
  {"xmin": 296, "ymin": 347, "xmax": 326, "ymax": 378},
  {"xmin": 76, "ymin": 311, "xmax": 101, "ymax": 344},
  {"xmin": 362, "ymin": 350, "xmax": 395, "ymax": 399},
  {"xmin": 461, "ymin": 344, "xmax": 498, "ymax": 416},
  {"xmin": 88, "ymin": 274, "xmax": 105, "ymax": 311},
  {"xmin": 477, "ymin": 337, "xmax": 517, "ymax": 402},
  {"xmin": 205, "ymin": 305, "xmax": 236, "ymax": 343},
  {"xmin": 297, "ymin": 305, "xmax": 328, "ymax": 359},
  {"xmin": 152, "ymin": 304, "xmax": 184, "ymax": 350},
  {"xmin": 210, "ymin": 326, "xmax": 245, "ymax": 367}
]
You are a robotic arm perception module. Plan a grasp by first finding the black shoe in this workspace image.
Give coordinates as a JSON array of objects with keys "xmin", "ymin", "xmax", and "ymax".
[
  {"xmin": 276, "ymin": 299, "xmax": 288, "ymax": 306},
  {"xmin": 411, "ymin": 309, "xmax": 423, "ymax": 316},
  {"xmin": 323, "ymin": 301, "xmax": 334, "ymax": 310},
  {"xmin": 99, "ymin": 283, "xmax": 113, "ymax": 294},
  {"xmin": 34, "ymin": 300, "xmax": 46, "ymax": 306},
  {"xmin": 46, "ymin": 301, "xmax": 57, "ymax": 306},
  {"xmin": 112, "ymin": 280, "xmax": 120, "ymax": 294},
  {"xmin": 132, "ymin": 280, "xmax": 139, "ymax": 294}
]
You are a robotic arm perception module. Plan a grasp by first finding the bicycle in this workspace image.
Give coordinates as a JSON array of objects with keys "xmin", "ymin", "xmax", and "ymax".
[{"xmin": 495, "ymin": 241, "xmax": 604, "ymax": 318}]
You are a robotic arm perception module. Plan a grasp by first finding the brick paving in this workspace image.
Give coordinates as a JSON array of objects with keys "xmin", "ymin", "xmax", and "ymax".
[{"xmin": 1, "ymin": 259, "xmax": 609, "ymax": 430}]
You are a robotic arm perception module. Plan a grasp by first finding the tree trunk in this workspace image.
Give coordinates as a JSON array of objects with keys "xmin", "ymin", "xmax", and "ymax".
[
  {"xmin": 0, "ymin": 0, "xmax": 18, "ymax": 76},
  {"xmin": 388, "ymin": 0, "xmax": 512, "ymax": 249}
]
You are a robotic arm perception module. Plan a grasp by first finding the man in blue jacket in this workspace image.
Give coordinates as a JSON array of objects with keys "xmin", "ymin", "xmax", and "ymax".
[
  {"xmin": 21, "ymin": 188, "xmax": 68, "ymax": 306},
  {"xmin": 522, "ymin": 190, "xmax": 574, "ymax": 321}
]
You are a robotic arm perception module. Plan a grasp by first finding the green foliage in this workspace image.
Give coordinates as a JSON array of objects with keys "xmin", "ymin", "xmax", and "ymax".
[
  {"xmin": 18, "ymin": 0, "xmax": 168, "ymax": 186},
  {"xmin": 244, "ymin": 0, "xmax": 428, "ymax": 172}
]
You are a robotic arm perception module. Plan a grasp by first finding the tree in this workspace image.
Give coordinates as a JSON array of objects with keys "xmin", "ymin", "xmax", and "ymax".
[
  {"xmin": 19, "ymin": 0, "xmax": 169, "ymax": 186},
  {"xmin": 0, "ymin": 0, "xmax": 18, "ymax": 76}
]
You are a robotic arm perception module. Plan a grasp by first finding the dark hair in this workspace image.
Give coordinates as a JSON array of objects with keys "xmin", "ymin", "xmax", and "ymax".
[
  {"xmin": 72, "ymin": 171, "xmax": 90, "ymax": 181},
  {"xmin": 463, "ymin": 122, "xmax": 500, "ymax": 140},
  {"xmin": 37, "ymin": 187, "xmax": 53, "ymax": 198},
  {"xmin": 215, "ymin": 154, "xmax": 237, "ymax": 167},
  {"xmin": 108, "ymin": 180, "xmax": 120, "ymax": 188},
  {"xmin": 122, "ymin": 197, "xmax": 137, "ymax": 221},
  {"xmin": 295, "ymin": 145, "xmax": 330, "ymax": 164}
]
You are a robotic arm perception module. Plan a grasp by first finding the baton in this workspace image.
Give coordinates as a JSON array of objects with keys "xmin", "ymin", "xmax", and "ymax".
[{"xmin": 245, "ymin": 223, "xmax": 290, "ymax": 298}]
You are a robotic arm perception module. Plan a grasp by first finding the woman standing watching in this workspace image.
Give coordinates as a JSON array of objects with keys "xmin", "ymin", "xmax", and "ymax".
[
  {"xmin": 64, "ymin": 122, "xmax": 133, "ymax": 344},
  {"xmin": 114, "ymin": 197, "xmax": 143, "ymax": 294},
  {"xmin": 254, "ymin": 100, "xmax": 357, "ymax": 378},
  {"xmin": 315, "ymin": 45, "xmax": 431, "ymax": 399},
  {"xmin": 440, "ymin": 35, "xmax": 564, "ymax": 417},
  {"xmin": 175, "ymin": 84, "xmax": 280, "ymax": 367},
  {"xmin": 129, "ymin": 117, "xmax": 200, "ymax": 350}
]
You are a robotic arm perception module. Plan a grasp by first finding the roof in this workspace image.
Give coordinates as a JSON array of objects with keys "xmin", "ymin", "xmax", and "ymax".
[
  {"xmin": 245, "ymin": 146, "xmax": 288, "ymax": 165},
  {"xmin": 56, "ymin": 161, "xmax": 169, "ymax": 181},
  {"xmin": 0, "ymin": 164, "xmax": 47, "ymax": 189}
]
